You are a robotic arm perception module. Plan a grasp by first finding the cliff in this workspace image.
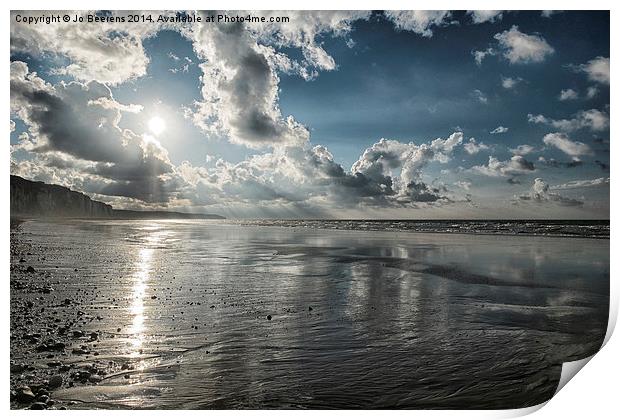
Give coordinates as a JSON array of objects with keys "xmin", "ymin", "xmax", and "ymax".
[
  {"xmin": 11, "ymin": 175, "xmax": 113, "ymax": 218},
  {"xmin": 10, "ymin": 175, "xmax": 224, "ymax": 220}
]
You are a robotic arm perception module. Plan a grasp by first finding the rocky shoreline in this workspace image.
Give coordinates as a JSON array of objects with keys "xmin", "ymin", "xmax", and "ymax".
[{"xmin": 9, "ymin": 221, "xmax": 135, "ymax": 410}]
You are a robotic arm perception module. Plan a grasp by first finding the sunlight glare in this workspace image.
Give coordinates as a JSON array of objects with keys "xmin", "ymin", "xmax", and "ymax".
[{"xmin": 148, "ymin": 116, "xmax": 166, "ymax": 135}]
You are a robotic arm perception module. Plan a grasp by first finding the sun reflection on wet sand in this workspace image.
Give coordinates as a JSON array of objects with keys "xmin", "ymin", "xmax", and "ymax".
[
  {"xmin": 127, "ymin": 224, "xmax": 164, "ymax": 362},
  {"xmin": 129, "ymin": 248, "xmax": 152, "ymax": 355}
]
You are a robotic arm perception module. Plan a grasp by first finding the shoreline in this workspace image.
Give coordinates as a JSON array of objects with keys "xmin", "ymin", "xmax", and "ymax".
[{"xmin": 10, "ymin": 217, "xmax": 610, "ymax": 239}]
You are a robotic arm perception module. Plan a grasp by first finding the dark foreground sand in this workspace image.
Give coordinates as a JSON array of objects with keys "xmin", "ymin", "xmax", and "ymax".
[
  {"xmin": 10, "ymin": 219, "xmax": 609, "ymax": 409},
  {"xmin": 10, "ymin": 220, "xmax": 141, "ymax": 409}
]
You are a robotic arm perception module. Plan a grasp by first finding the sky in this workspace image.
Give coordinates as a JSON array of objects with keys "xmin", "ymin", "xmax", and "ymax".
[{"xmin": 10, "ymin": 10, "xmax": 610, "ymax": 219}]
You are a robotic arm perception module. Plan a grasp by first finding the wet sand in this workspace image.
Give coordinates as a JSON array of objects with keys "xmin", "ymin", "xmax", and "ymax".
[{"xmin": 10, "ymin": 219, "xmax": 609, "ymax": 409}]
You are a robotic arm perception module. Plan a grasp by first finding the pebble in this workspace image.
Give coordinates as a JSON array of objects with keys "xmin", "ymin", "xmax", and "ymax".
[
  {"xmin": 36, "ymin": 394, "xmax": 49, "ymax": 404},
  {"xmin": 48, "ymin": 375, "xmax": 63, "ymax": 389},
  {"xmin": 10, "ymin": 364, "xmax": 27, "ymax": 374},
  {"xmin": 30, "ymin": 402, "xmax": 47, "ymax": 410},
  {"xmin": 15, "ymin": 386, "xmax": 36, "ymax": 404},
  {"xmin": 88, "ymin": 374, "xmax": 102, "ymax": 383}
]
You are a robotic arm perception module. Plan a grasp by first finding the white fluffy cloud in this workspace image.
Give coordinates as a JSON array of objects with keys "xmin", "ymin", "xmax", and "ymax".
[
  {"xmin": 586, "ymin": 86, "xmax": 599, "ymax": 99},
  {"xmin": 558, "ymin": 89, "xmax": 578, "ymax": 101},
  {"xmin": 173, "ymin": 132, "xmax": 466, "ymax": 210},
  {"xmin": 509, "ymin": 145, "xmax": 536, "ymax": 156},
  {"xmin": 348, "ymin": 132, "xmax": 464, "ymax": 203},
  {"xmin": 484, "ymin": 26, "xmax": 554, "ymax": 64},
  {"xmin": 467, "ymin": 11, "xmax": 504, "ymax": 24},
  {"xmin": 463, "ymin": 138, "xmax": 490, "ymax": 154},
  {"xmin": 472, "ymin": 155, "xmax": 535, "ymax": 178},
  {"xmin": 490, "ymin": 126, "xmax": 508, "ymax": 134},
  {"xmin": 516, "ymin": 178, "xmax": 583, "ymax": 206},
  {"xmin": 528, "ymin": 109, "xmax": 609, "ymax": 132},
  {"xmin": 185, "ymin": 11, "xmax": 376, "ymax": 148},
  {"xmin": 383, "ymin": 11, "xmax": 453, "ymax": 37},
  {"xmin": 454, "ymin": 180, "xmax": 472, "ymax": 191},
  {"xmin": 552, "ymin": 177, "xmax": 609, "ymax": 190},
  {"xmin": 501, "ymin": 76, "xmax": 523, "ymax": 89},
  {"xmin": 542, "ymin": 133, "xmax": 593, "ymax": 158},
  {"xmin": 472, "ymin": 89, "xmax": 488, "ymax": 104},
  {"xmin": 473, "ymin": 47, "xmax": 496, "ymax": 66},
  {"xmin": 250, "ymin": 11, "xmax": 371, "ymax": 78},
  {"xmin": 575, "ymin": 56, "xmax": 610, "ymax": 85},
  {"xmin": 495, "ymin": 26, "xmax": 554, "ymax": 64},
  {"xmin": 10, "ymin": 11, "xmax": 164, "ymax": 85}
]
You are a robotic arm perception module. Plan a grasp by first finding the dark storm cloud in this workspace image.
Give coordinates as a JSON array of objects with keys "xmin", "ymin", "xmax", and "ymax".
[
  {"xmin": 10, "ymin": 61, "xmax": 176, "ymax": 203},
  {"xmin": 189, "ymin": 18, "xmax": 310, "ymax": 148}
]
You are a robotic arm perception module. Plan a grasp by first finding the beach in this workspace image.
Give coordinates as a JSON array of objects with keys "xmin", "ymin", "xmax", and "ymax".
[{"xmin": 10, "ymin": 219, "xmax": 609, "ymax": 409}]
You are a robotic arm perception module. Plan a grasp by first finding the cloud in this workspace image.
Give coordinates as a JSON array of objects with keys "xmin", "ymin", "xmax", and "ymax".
[
  {"xmin": 574, "ymin": 56, "xmax": 610, "ymax": 85},
  {"xmin": 558, "ymin": 89, "xmax": 578, "ymax": 101},
  {"xmin": 472, "ymin": 47, "xmax": 496, "ymax": 66},
  {"xmin": 586, "ymin": 86, "xmax": 599, "ymax": 99},
  {"xmin": 250, "ymin": 11, "xmax": 371, "ymax": 77},
  {"xmin": 490, "ymin": 126, "xmax": 508, "ymax": 134},
  {"xmin": 510, "ymin": 144, "xmax": 536, "ymax": 156},
  {"xmin": 501, "ymin": 76, "xmax": 523, "ymax": 89},
  {"xmin": 10, "ymin": 11, "xmax": 162, "ymax": 85},
  {"xmin": 454, "ymin": 180, "xmax": 472, "ymax": 191},
  {"xmin": 171, "ymin": 133, "xmax": 466, "ymax": 210},
  {"xmin": 383, "ymin": 11, "xmax": 453, "ymax": 37},
  {"xmin": 10, "ymin": 60, "xmax": 176, "ymax": 202},
  {"xmin": 515, "ymin": 178, "xmax": 583, "ymax": 206},
  {"xmin": 467, "ymin": 11, "xmax": 504, "ymax": 24},
  {"xmin": 542, "ymin": 132, "xmax": 592, "ymax": 158},
  {"xmin": 348, "ymin": 132, "xmax": 463, "ymax": 203},
  {"xmin": 552, "ymin": 177, "xmax": 609, "ymax": 190},
  {"xmin": 463, "ymin": 138, "xmax": 490, "ymax": 154},
  {"xmin": 187, "ymin": 17, "xmax": 311, "ymax": 148},
  {"xmin": 472, "ymin": 155, "xmax": 535, "ymax": 178},
  {"xmin": 472, "ymin": 89, "xmax": 488, "ymax": 104},
  {"xmin": 493, "ymin": 26, "xmax": 554, "ymax": 64},
  {"xmin": 10, "ymin": 11, "xmax": 607, "ymax": 218},
  {"xmin": 186, "ymin": 11, "xmax": 373, "ymax": 148},
  {"xmin": 10, "ymin": 120, "xmax": 16, "ymax": 132},
  {"xmin": 10, "ymin": 14, "xmax": 474, "ymax": 214},
  {"xmin": 528, "ymin": 109, "xmax": 609, "ymax": 132},
  {"xmin": 537, "ymin": 156, "xmax": 584, "ymax": 169}
]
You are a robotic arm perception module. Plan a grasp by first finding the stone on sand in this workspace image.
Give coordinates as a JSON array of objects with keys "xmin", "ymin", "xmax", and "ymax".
[
  {"xmin": 48, "ymin": 375, "xmax": 63, "ymax": 389},
  {"xmin": 15, "ymin": 386, "xmax": 36, "ymax": 404}
]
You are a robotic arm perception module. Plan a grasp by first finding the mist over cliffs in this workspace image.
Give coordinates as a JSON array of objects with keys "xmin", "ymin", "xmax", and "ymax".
[{"xmin": 10, "ymin": 175, "xmax": 224, "ymax": 220}]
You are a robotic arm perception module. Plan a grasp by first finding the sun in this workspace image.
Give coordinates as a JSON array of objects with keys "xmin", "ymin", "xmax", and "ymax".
[{"xmin": 148, "ymin": 116, "xmax": 166, "ymax": 136}]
